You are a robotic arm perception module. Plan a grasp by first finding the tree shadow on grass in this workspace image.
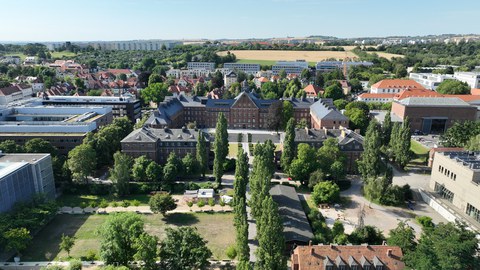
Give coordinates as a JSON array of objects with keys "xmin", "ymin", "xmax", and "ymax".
[{"xmin": 164, "ymin": 213, "xmax": 199, "ymax": 226}]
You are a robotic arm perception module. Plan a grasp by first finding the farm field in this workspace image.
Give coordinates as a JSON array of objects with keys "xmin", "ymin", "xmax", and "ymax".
[
  {"xmin": 4, "ymin": 51, "xmax": 77, "ymax": 60},
  {"xmin": 22, "ymin": 212, "xmax": 235, "ymax": 261}
]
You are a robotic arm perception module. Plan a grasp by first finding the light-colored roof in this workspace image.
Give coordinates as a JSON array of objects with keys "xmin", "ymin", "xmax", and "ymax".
[
  {"xmin": 359, "ymin": 93, "xmax": 395, "ymax": 99},
  {"xmin": 310, "ymin": 99, "xmax": 349, "ymax": 121},
  {"xmin": 398, "ymin": 97, "xmax": 471, "ymax": 107}
]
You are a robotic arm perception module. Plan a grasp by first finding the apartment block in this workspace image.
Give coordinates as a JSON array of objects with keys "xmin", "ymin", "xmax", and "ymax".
[
  {"xmin": 316, "ymin": 61, "xmax": 373, "ymax": 73},
  {"xmin": 409, "ymin": 73, "xmax": 455, "ymax": 90},
  {"xmin": 187, "ymin": 62, "xmax": 215, "ymax": 71},
  {"xmin": 0, "ymin": 153, "xmax": 55, "ymax": 213},
  {"xmin": 272, "ymin": 60, "xmax": 309, "ymax": 75},
  {"xmin": 430, "ymin": 151, "xmax": 480, "ymax": 225},
  {"xmin": 454, "ymin": 72, "xmax": 480, "ymax": 89},
  {"xmin": 223, "ymin": 63, "xmax": 260, "ymax": 74}
]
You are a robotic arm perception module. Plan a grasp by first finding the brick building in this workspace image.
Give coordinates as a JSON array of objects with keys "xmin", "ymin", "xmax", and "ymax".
[
  {"xmin": 147, "ymin": 92, "xmax": 317, "ymax": 130},
  {"xmin": 121, "ymin": 127, "xmax": 211, "ymax": 164},
  {"xmin": 391, "ymin": 97, "xmax": 477, "ymax": 134},
  {"xmin": 310, "ymin": 99, "xmax": 349, "ymax": 129}
]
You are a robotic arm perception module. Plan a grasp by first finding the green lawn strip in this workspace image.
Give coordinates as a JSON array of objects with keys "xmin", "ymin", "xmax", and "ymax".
[
  {"xmin": 23, "ymin": 212, "xmax": 234, "ymax": 261},
  {"xmin": 228, "ymin": 143, "xmax": 239, "ymax": 158},
  {"xmin": 57, "ymin": 194, "xmax": 151, "ymax": 207},
  {"xmin": 409, "ymin": 140, "xmax": 429, "ymax": 165}
]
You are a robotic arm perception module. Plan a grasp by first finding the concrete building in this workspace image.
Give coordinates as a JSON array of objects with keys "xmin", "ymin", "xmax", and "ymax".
[
  {"xmin": 272, "ymin": 60, "xmax": 309, "ymax": 75},
  {"xmin": 390, "ymin": 97, "xmax": 477, "ymax": 134},
  {"xmin": 0, "ymin": 153, "xmax": 55, "ymax": 213},
  {"xmin": 409, "ymin": 73, "xmax": 455, "ymax": 90},
  {"xmin": 454, "ymin": 72, "xmax": 480, "ymax": 89},
  {"xmin": 357, "ymin": 93, "xmax": 395, "ymax": 103},
  {"xmin": 0, "ymin": 106, "xmax": 112, "ymax": 155},
  {"xmin": 223, "ymin": 63, "xmax": 260, "ymax": 74},
  {"xmin": 121, "ymin": 127, "xmax": 211, "ymax": 164},
  {"xmin": 310, "ymin": 99, "xmax": 349, "ymax": 129},
  {"xmin": 370, "ymin": 79, "xmax": 425, "ymax": 94},
  {"xmin": 42, "ymin": 95, "xmax": 141, "ymax": 122},
  {"xmin": 430, "ymin": 151, "xmax": 480, "ymax": 225},
  {"xmin": 291, "ymin": 244, "xmax": 405, "ymax": 270},
  {"xmin": 187, "ymin": 62, "xmax": 215, "ymax": 71},
  {"xmin": 224, "ymin": 71, "xmax": 238, "ymax": 88},
  {"xmin": 90, "ymin": 40, "xmax": 181, "ymax": 51},
  {"xmin": 315, "ymin": 61, "xmax": 373, "ymax": 73}
]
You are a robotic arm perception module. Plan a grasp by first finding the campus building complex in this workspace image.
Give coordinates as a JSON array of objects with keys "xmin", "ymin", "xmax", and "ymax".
[
  {"xmin": 187, "ymin": 62, "xmax": 215, "ymax": 71},
  {"xmin": 223, "ymin": 63, "xmax": 261, "ymax": 74},
  {"xmin": 121, "ymin": 127, "xmax": 211, "ymax": 164},
  {"xmin": 0, "ymin": 153, "xmax": 55, "ymax": 213},
  {"xmin": 0, "ymin": 106, "xmax": 112, "ymax": 155},
  {"xmin": 147, "ymin": 92, "xmax": 319, "ymax": 130},
  {"xmin": 42, "ymin": 95, "xmax": 141, "ymax": 122},
  {"xmin": 272, "ymin": 60, "xmax": 309, "ymax": 75},
  {"xmin": 315, "ymin": 61, "xmax": 373, "ymax": 73}
]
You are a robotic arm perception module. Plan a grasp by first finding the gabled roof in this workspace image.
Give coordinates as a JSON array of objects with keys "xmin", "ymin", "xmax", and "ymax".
[
  {"xmin": 303, "ymin": 84, "xmax": 323, "ymax": 95},
  {"xmin": 372, "ymin": 79, "xmax": 425, "ymax": 90},
  {"xmin": 0, "ymin": 86, "xmax": 21, "ymax": 96},
  {"xmin": 359, "ymin": 93, "xmax": 396, "ymax": 99},
  {"xmin": 394, "ymin": 88, "xmax": 442, "ymax": 100},
  {"xmin": 269, "ymin": 185, "xmax": 314, "ymax": 243},
  {"xmin": 310, "ymin": 99, "xmax": 348, "ymax": 121}
]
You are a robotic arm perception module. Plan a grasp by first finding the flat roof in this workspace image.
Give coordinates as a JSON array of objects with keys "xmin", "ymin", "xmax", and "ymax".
[
  {"xmin": 441, "ymin": 151, "xmax": 480, "ymax": 171},
  {"xmin": 0, "ymin": 153, "xmax": 50, "ymax": 179}
]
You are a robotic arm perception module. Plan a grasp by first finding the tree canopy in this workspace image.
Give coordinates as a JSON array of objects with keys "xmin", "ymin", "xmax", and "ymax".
[{"xmin": 436, "ymin": 79, "xmax": 470, "ymax": 95}]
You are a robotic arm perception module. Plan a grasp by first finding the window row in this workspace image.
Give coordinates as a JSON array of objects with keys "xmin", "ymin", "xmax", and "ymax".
[{"xmin": 438, "ymin": 165, "xmax": 456, "ymax": 181}]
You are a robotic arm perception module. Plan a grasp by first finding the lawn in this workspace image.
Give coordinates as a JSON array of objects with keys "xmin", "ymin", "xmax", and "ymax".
[
  {"xmin": 57, "ymin": 194, "xmax": 151, "ymax": 207},
  {"xmin": 228, "ymin": 143, "xmax": 239, "ymax": 158},
  {"xmin": 22, "ymin": 212, "xmax": 235, "ymax": 261},
  {"xmin": 410, "ymin": 140, "xmax": 430, "ymax": 165}
]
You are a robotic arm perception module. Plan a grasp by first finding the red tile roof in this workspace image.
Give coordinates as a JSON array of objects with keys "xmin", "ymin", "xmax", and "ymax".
[
  {"xmin": 292, "ymin": 245, "xmax": 405, "ymax": 270},
  {"xmin": 304, "ymin": 84, "xmax": 323, "ymax": 96},
  {"xmin": 471, "ymin": 88, "xmax": 480, "ymax": 95},
  {"xmin": 372, "ymin": 79, "xmax": 425, "ymax": 90},
  {"xmin": 443, "ymin": 94, "xmax": 480, "ymax": 102},
  {"xmin": 394, "ymin": 88, "xmax": 442, "ymax": 100},
  {"xmin": 359, "ymin": 93, "xmax": 396, "ymax": 99},
  {"xmin": 105, "ymin": 69, "xmax": 132, "ymax": 76}
]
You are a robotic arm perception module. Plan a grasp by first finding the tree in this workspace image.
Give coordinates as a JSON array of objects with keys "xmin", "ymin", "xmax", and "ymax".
[
  {"xmin": 289, "ymin": 144, "xmax": 317, "ymax": 182},
  {"xmin": 68, "ymin": 144, "xmax": 96, "ymax": 183},
  {"xmin": 235, "ymin": 198, "xmax": 250, "ymax": 264},
  {"xmin": 382, "ymin": 111, "xmax": 393, "ymax": 146},
  {"xmin": 357, "ymin": 120, "xmax": 383, "ymax": 179},
  {"xmin": 145, "ymin": 161, "xmax": 162, "ymax": 182},
  {"xmin": 436, "ymin": 79, "xmax": 470, "ymax": 95},
  {"xmin": 394, "ymin": 64, "xmax": 407, "ymax": 78},
  {"xmin": 316, "ymin": 138, "xmax": 346, "ymax": 181},
  {"xmin": 265, "ymin": 101, "xmax": 283, "ymax": 131},
  {"xmin": 344, "ymin": 107, "xmax": 369, "ymax": 134},
  {"xmin": 308, "ymin": 169, "xmax": 325, "ymax": 189},
  {"xmin": 132, "ymin": 156, "xmax": 151, "ymax": 181},
  {"xmin": 441, "ymin": 121, "xmax": 480, "ymax": 147},
  {"xmin": 348, "ymin": 225, "xmax": 385, "ymax": 245},
  {"xmin": 255, "ymin": 196, "xmax": 286, "ymax": 270},
  {"xmin": 196, "ymin": 131, "xmax": 208, "ymax": 177},
  {"xmin": 249, "ymin": 141, "xmax": 275, "ymax": 219},
  {"xmin": 163, "ymin": 152, "xmax": 181, "ymax": 184},
  {"xmin": 311, "ymin": 181, "xmax": 340, "ymax": 205},
  {"xmin": 112, "ymin": 117, "xmax": 133, "ymax": 139},
  {"xmin": 466, "ymin": 134, "xmax": 480, "ymax": 151},
  {"xmin": 3, "ymin": 228, "xmax": 32, "ymax": 256},
  {"xmin": 213, "ymin": 112, "xmax": 228, "ymax": 186},
  {"xmin": 0, "ymin": 140, "xmax": 24, "ymax": 153},
  {"xmin": 148, "ymin": 73, "xmax": 163, "ymax": 85},
  {"xmin": 281, "ymin": 101, "xmax": 293, "ymax": 129},
  {"xmin": 149, "ymin": 193, "xmax": 177, "ymax": 216},
  {"xmin": 392, "ymin": 118, "xmax": 412, "ymax": 168},
  {"xmin": 110, "ymin": 152, "xmax": 132, "ymax": 197},
  {"xmin": 387, "ymin": 221, "xmax": 416, "ymax": 254},
  {"xmin": 98, "ymin": 212, "xmax": 145, "ymax": 266},
  {"xmin": 279, "ymin": 69, "xmax": 287, "ymax": 79},
  {"xmin": 182, "ymin": 153, "xmax": 198, "ymax": 176},
  {"xmin": 280, "ymin": 118, "xmax": 295, "ymax": 172},
  {"xmin": 25, "ymin": 138, "xmax": 57, "ymax": 156},
  {"xmin": 73, "ymin": 77, "xmax": 85, "ymax": 91},
  {"xmin": 141, "ymin": 82, "xmax": 170, "ymax": 104},
  {"xmin": 323, "ymin": 83, "xmax": 344, "ymax": 100},
  {"xmin": 234, "ymin": 147, "xmax": 249, "ymax": 207},
  {"xmin": 404, "ymin": 222, "xmax": 480, "ymax": 270},
  {"xmin": 133, "ymin": 233, "xmax": 158, "ymax": 270},
  {"xmin": 159, "ymin": 227, "xmax": 212, "ymax": 270},
  {"xmin": 334, "ymin": 99, "xmax": 349, "ymax": 110},
  {"xmin": 59, "ymin": 234, "xmax": 76, "ymax": 257}
]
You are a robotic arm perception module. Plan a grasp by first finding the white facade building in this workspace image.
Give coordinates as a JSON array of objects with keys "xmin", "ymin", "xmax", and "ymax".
[
  {"xmin": 316, "ymin": 61, "xmax": 373, "ymax": 73},
  {"xmin": 409, "ymin": 73, "xmax": 456, "ymax": 90},
  {"xmin": 223, "ymin": 63, "xmax": 260, "ymax": 74},
  {"xmin": 454, "ymin": 72, "xmax": 480, "ymax": 89},
  {"xmin": 272, "ymin": 60, "xmax": 309, "ymax": 75},
  {"xmin": 187, "ymin": 62, "xmax": 215, "ymax": 71}
]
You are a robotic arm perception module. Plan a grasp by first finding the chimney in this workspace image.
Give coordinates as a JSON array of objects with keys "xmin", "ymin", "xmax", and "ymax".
[
  {"xmin": 387, "ymin": 249, "xmax": 393, "ymax": 257},
  {"xmin": 308, "ymin": 240, "xmax": 312, "ymax": 247},
  {"xmin": 310, "ymin": 248, "xmax": 314, "ymax": 255},
  {"xmin": 304, "ymin": 126, "xmax": 309, "ymax": 135}
]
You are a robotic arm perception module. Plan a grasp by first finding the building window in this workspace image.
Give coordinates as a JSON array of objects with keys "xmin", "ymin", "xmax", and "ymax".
[
  {"xmin": 434, "ymin": 182, "xmax": 454, "ymax": 203},
  {"xmin": 466, "ymin": 203, "xmax": 480, "ymax": 223}
]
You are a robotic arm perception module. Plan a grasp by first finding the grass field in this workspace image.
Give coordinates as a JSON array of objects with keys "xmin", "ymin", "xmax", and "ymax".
[
  {"xmin": 410, "ymin": 140, "xmax": 430, "ymax": 165},
  {"xmin": 228, "ymin": 143, "xmax": 240, "ymax": 158},
  {"xmin": 22, "ymin": 212, "xmax": 235, "ymax": 261}
]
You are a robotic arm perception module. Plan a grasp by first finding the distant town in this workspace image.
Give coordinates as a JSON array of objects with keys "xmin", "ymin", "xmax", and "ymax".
[{"xmin": 1, "ymin": 34, "xmax": 480, "ymax": 270}]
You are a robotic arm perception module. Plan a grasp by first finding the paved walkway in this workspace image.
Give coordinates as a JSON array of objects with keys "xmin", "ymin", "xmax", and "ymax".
[{"xmin": 241, "ymin": 136, "xmax": 257, "ymax": 263}]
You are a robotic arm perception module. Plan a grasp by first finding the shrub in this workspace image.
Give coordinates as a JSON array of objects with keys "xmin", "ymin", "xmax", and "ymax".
[
  {"xmin": 416, "ymin": 216, "xmax": 434, "ymax": 229},
  {"xmin": 311, "ymin": 181, "xmax": 340, "ymax": 205},
  {"xmin": 98, "ymin": 199, "xmax": 109, "ymax": 208},
  {"xmin": 84, "ymin": 250, "xmax": 97, "ymax": 261},
  {"xmin": 89, "ymin": 201, "xmax": 98, "ymax": 208},
  {"xmin": 208, "ymin": 198, "xmax": 215, "ymax": 207},
  {"xmin": 225, "ymin": 245, "xmax": 237, "ymax": 260},
  {"xmin": 68, "ymin": 259, "xmax": 82, "ymax": 270},
  {"xmin": 187, "ymin": 201, "xmax": 194, "ymax": 209},
  {"xmin": 121, "ymin": 200, "xmax": 131, "ymax": 208},
  {"xmin": 80, "ymin": 202, "xmax": 88, "ymax": 208},
  {"xmin": 185, "ymin": 181, "xmax": 200, "ymax": 190},
  {"xmin": 197, "ymin": 200, "xmax": 206, "ymax": 208},
  {"xmin": 132, "ymin": 200, "xmax": 141, "ymax": 206},
  {"xmin": 111, "ymin": 201, "xmax": 118, "ymax": 207}
]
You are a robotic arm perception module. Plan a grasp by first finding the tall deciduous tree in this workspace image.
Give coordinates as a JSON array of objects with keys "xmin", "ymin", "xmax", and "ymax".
[
  {"xmin": 98, "ymin": 212, "xmax": 145, "ymax": 266},
  {"xmin": 311, "ymin": 181, "xmax": 340, "ymax": 205},
  {"xmin": 281, "ymin": 101, "xmax": 293, "ymax": 129},
  {"xmin": 196, "ymin": 131, "xmax": 208, "ymax": 177},
  {"xmin": 357, "ymin": 120, "xmax": 383, "ymax": 179},
  {"xmin": 159, "ymin": 227, "xmax": 212, "ymax": 270},
  {"xmin": 24, "ymin": 138, "xmax": 57, "ymax": 156},
  {"xmin": 250, "ymin": 141, "xmax": 275, "ymax": 219},
  {"xmin": 141, "ymin": 82, "xmax": 170, "ymax": 104},
  {"xmin": 382, "ymin": 111, "xmax": 393, "ymax": 146},
  {"xmin": 395, "ymin": 118, "xmax": 412, "ymax": 168},
  {"xmin": 234, "ymin": 146, "xmax": 249, "ymax": 206},
  {"xmin": 132, "ymin": 156, "xmax": 151, "ymax": 181},
  {"xmin": 68, "ymin": 144, "xmax": 96, "ymax": 183},
  {"xmin": 235, "ymin": 197, "xmax": 250, "ymax": 264},
  {"xmin": 148, "ymin": 193, "xmax": 176, "ymax": 216},
  {"xmin": 213, "ymin": 112, "xmax": 228, "ymax": 186},
  {"xmin": 387, "ymin": 221, "xmax": 416, "ymax": 255},
  {"xmin": 163, "ymin": 152, "xmax": 181, "ymax": 184},
  {"xmin": 436, "ymin": 79, "xmax": 470, "ymax": 95},
  {"xmin": 280, "ymin": 118, "xmax": 295, "ymax": 172},
  {"xmin": 133, "ymin": 233, "xmax": 158, "ymax": 270},
  {"xmin": 255, "ymin": 196, "xmax": 286, "ymax": 270},
  {"xmin": 0, "ymin": 140, "xmax": 24, "ymax": 153},
  {"xmin": 110, "ymin": 152, "xmax": 133, "ymax": 197}
]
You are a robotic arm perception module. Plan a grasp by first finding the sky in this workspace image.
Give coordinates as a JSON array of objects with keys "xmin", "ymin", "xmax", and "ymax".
[{"xmin": 1, "ymin": 0, "xmax": 479, "ymax": 42}]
